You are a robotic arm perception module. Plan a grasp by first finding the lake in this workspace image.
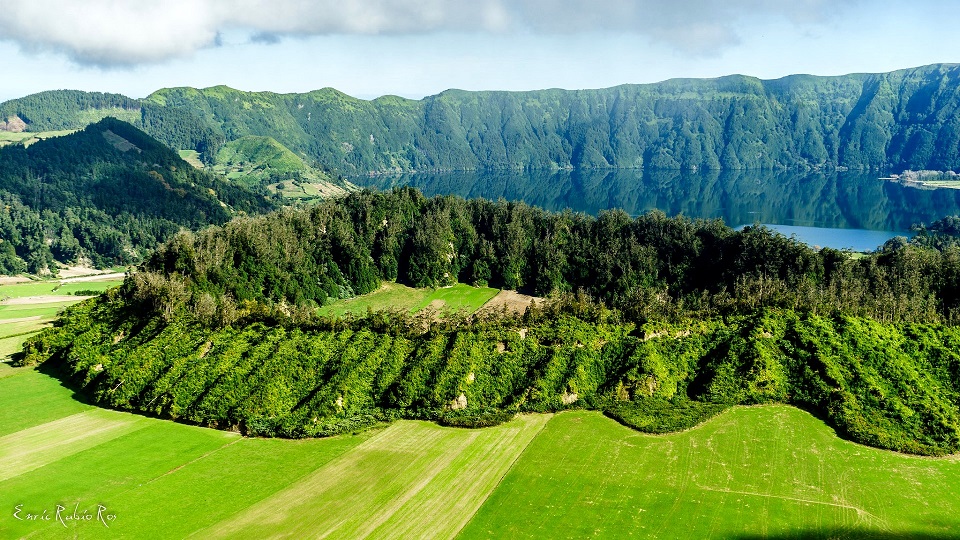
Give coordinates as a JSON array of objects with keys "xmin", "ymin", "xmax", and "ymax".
[{"xmin": 355, "ymin": 169, "xmax": 960, "ymax": 251}]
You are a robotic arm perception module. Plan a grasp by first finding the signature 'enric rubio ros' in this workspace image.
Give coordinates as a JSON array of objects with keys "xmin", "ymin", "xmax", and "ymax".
[{"xmin": 13, "ymin": 502, "xmax": 117, "ymax": 528}]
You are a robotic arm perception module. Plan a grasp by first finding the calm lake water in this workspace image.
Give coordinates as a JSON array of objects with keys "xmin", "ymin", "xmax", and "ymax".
[{"xmin": 355, "ymin": 169, "xmax": 960, "ymax": 251}]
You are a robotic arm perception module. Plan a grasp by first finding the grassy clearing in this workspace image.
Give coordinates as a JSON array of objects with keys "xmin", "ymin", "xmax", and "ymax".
[
  {"xmin": 318, "ymin": 282, "xmax": 500, "ymax": 318},
  {"xmin": 178, "ymin": 149, "xmax": 204, "ymax": 169},
  {"xmin": 198, "ymin": 414, "xmax": 549, "ymax": 539},
  {"xmin": 0, "ymin": 129, "xmax": 77, "ymax": 147},
  {"xmin": 459, "ymin": 407, "xmax": 960, "ymax": 539}
]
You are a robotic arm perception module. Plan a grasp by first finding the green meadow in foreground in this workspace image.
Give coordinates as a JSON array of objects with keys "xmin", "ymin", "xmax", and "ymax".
[{"xmin": 2, "ymin": 368, "xmax": 960, "ymax": 539}]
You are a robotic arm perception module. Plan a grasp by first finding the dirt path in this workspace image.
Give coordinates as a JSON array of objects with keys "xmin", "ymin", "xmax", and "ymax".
[
  {"xmin": 59, "ymin": 272, "xmax": 126, "ymax": 283},
  {"xmin": 0, "ymin": 295, "xmax": 92, "ymax": 305}
]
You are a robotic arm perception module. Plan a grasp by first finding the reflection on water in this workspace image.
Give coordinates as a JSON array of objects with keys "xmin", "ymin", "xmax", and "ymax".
[{"xmin": 357, "ymin": 169, "xmax": 960, "ymax": 250}]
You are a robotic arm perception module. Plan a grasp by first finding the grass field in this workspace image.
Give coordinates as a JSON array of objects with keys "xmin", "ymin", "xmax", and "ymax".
[
  {"xmin": 318, "ymin": 282, "xmax": 501, "ymax": 318},
  {"xmin": 0, "ymin": 130, "xmax": 77, "ymax": 148},
  {"xmin": 0, "ymin": 279, "xmax": 124, "ymax": 365},
  {"xmin": 178, "ymin": 149, "xmax": 204, "ymax": 169},
  {"xmin": 3, "ymin": 362, "xmax": 960, "ymax": 537},
  {"xmin": 460, "ymin": 408, "xmax": 960, "ymax": 539}
]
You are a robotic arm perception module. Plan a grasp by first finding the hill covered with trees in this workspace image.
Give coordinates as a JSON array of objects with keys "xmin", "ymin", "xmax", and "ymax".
[
  {"xmin": 21, "ymin": 188, "xmax": 960, "ymax": 455},
  {"xmin": 0, "ymin": 118, "xmax": 276, "ymax": 274},
  {"xmin": 4, "ymin": 64, "xmax": 960, "ymax": 174}
]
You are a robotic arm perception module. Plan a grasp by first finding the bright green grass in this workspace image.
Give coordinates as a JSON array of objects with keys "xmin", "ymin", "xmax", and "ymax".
[
  {"xmin": 0, "ymin": 301, "xmax": 76, "ymax": 321},
  {"xmin": 0, "ymin": 370, "xmax": 91, "ymax": 436},
  {"xmin": 318, "ymin": 282, "xmax": 500, "ymax": 318},
  {"xmin": 0, "ymin": 319, "xmax": 49, "ymax": 339},
  {"xmin": 4, "ymin": 369, "xmax": 960, "ymax": 538},
  {"xmin": 0, "ymin": 280, "xmax": 122, "ymax": 300},
  {"xmin": 198, "ymin": 414, "xmax": 550, "ymax": 540},
  {"xmin": 0, "ymin": 370, "xmax": 371, "ymax": 539},
  {"xmin": 459, "ymin": 407, "xmax": 960, "ymax": 539},
  {"xmin": 411, "ymin": 283, "xmax": 501, "ymax": 314}
]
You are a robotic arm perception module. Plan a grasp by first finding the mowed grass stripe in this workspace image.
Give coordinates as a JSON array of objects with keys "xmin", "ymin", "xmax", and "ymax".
[
  {"xmin": 0, "ymin": 422, "xmax": 241, "ymax": 540},
  {"xmin": 0, "ymin": 371, "xmax": 92, "ymax": 436},
  {"xmin": 102, "ymin": 435, "xmax": 371, "ymax": 539},
  {"xmin": 0, "ymin": 409, "xmax": 148, "ymax": 482},
  {"xmin": 369, "ymin": 414, "xmax": 551, "ymax": 540},
  {"xmin": 458, "ymin": 407, "xmax": 960, "ymax": 539},
  {"xmin": 197, "ymin": 415, "xmax": 549, "ymax": 540}
]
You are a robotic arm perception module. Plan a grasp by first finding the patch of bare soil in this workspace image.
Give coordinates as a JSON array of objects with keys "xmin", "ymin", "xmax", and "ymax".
[
  {"xmin": 1, "ymin": 115, "xmax": 27, "ymax": 133},
  {"xmin": 59, "ymin": 272, "xmax": 125, "ymax": 283},
  {"xmin": 475, "ymin": 290, "xmax": 544, "ymax": 317}
]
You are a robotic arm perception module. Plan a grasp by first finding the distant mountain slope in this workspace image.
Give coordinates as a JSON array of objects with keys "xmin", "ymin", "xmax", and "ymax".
[
  {"xmin": 2, "ymin": 64, "xmax": 960, "ymax": 174},
  {"xmin": 211, "ymin": 136, "xmax": 352, "ymax": 201},
  {"xmin": 136, "ymin": 64, "xmax": 960, "ymax": 173},
  {"xmin": 0, "ymin": 90, "xmax": 140, "ymax": 132},
  {"xmin": 0, "ymin": 118, "xmax": 276, "ymax": 274}
]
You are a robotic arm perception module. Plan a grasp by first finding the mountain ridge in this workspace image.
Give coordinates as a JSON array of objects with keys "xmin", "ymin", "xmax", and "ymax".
[{"xmin": 3, "ymin": 63, "xmax": 960, "ymax": 174}]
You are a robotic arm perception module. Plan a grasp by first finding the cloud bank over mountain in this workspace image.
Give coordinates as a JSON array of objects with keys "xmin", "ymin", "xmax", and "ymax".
[{"xmin": 0, "ymin": 0, "xmax": 852, "ymax": 65}]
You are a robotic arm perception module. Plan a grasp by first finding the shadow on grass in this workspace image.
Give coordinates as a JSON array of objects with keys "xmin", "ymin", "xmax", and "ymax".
[
  {"xmin": 732, "ymin": 530, "xmax": 959, "ymax": 540},
  {"xmin": 34, "ymin": 359, "xmax": 96, "ymax": 406}
]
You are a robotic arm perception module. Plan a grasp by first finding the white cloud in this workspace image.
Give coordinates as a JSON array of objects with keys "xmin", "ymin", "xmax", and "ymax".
[{"xmin": 0, "ymin": 0, "xmax": 860, "ymax": 65}]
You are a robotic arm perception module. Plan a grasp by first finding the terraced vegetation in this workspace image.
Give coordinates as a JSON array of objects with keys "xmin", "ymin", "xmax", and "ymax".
[{"xmin": 2, "ymin": 368, "xmax": 959, "ymax": 539}]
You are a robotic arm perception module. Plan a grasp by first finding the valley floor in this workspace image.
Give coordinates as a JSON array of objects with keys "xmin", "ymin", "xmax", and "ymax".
[{"xmin": 1, "ymin": 367, "xmax": 959, "ymax": 539}]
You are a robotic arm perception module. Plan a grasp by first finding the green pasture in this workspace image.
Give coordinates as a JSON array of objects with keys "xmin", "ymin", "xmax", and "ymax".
[
  {"xmin": 2, "ymin": 367, "xmax": 960, "ymax": 538},
  {"xmin": 0, "ymin": 279, "xmax": 123, "ymax": 301},
  {"xmin": 318, "ymin": 282, "xmax": 500, "ymax": 318},
  {"xmin": 0, "ymin": 279, "xmax": 123, "ymax": 364},
  {"xmin": 177, "ymin": 149, "xmax": 204, "ymax": 168},
  {"xmin": 0, "ymin": 130, "xmax": 77, "ymax": 147},
  {"xmin": 460, "ymin": 407, "xmax": 960, "ymax": 539}
]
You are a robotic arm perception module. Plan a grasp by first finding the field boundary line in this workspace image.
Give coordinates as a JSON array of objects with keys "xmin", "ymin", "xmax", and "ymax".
[
  {"xmin": 450, "ymin": 412, "xmax": 554, "ymax": 540},
  {"xmin": 136, "ymin": 435, "xmax": 244, "ymax": 489},
  {"xmin": 696, "ymin": 485, "xmax": 887, "ymax": 526}
]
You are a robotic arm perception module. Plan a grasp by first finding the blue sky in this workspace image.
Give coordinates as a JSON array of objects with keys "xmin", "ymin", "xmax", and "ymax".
[{"xmin": 0, "ymin": 0, "xmax": 957, "ymax": 102}]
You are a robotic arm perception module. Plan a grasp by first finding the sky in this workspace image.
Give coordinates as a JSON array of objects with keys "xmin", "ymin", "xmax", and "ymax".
[{"xmin": 0, "ymin": 0, "xmax": 958, "ymax": 103}]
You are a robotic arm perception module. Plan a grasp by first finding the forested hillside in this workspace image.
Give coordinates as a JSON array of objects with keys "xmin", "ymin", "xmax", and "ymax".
[
  {"xmin": 5, "ymin": 64, "xmax": 960, "ymax": 173},
  {"xmin": 22, "ymin": 189, "xmax": 960, "ymax": 455},
  {"xmin": 0, "ymin": 118, "xmax": 275, "ymax": 274}
]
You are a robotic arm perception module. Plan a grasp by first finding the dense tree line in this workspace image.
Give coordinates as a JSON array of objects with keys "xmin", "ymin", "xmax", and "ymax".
[
  {"xmin": 0, "ymin": 118, "xmax": 275, "ymax": 273},
  {"xmin": 135, "ymin": 187, "xmax": 960, "ymax": 325},
  {"xmin": 0, "ymin": 90, "xmax": 140, "ymax": 131}
]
